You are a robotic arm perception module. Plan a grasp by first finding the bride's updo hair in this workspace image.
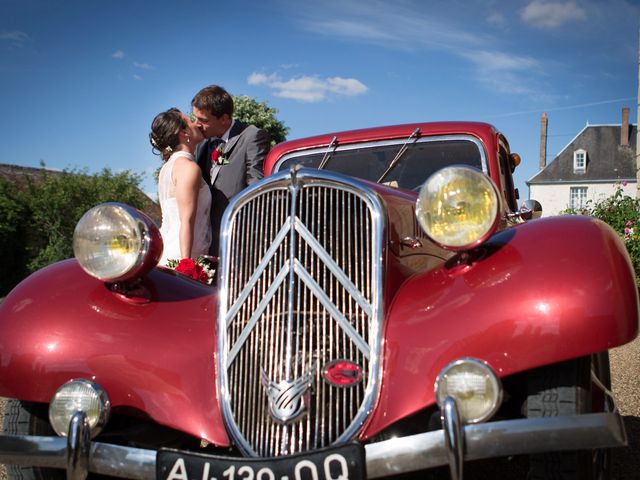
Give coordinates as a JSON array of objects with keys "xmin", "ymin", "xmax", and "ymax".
[{"xmin": 149, "ymin": 108, "xmax": 188, "ymax": 161}]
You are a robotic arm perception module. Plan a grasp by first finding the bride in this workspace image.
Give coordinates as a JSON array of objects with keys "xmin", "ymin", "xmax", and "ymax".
[{"xmin": 150, "ymin": 108, "xmax": 212, "ymax": 265}]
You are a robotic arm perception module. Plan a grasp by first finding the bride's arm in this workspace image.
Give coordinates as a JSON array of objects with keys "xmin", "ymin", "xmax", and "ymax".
[{"xmin": 174, "ymin": 157, "xmax": 201, "ymax": 259}]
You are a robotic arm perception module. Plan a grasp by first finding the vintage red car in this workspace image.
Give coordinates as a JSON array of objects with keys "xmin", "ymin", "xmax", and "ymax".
[{"xmin": 0, "ymin": 121, "xmax": 638, "ymax": 480}]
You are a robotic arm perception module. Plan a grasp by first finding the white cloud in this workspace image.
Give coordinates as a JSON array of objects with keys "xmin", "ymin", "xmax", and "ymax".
[
  {"xmin": 463, "ymin": 50, "xmax": 539, "ymax": 72},
  {"xmin": 111, "ymin": 50, "xmax": 124, "ymax": 59},
  {"xmin": 311, "ymin": 19, "xmax": 398, "ymax": 43},
  {"xmin": 134, "ymin": 61, "xmax": 154, "ymax": 70},
  {"xmin": 248, "ymin": 72, "xmax": 276, "ymax": 85},
  {"xmin": 1, "ymin": 31, "xmax": 30, "ymax": 47},
  {"xmin": 460, "ymin": 49, "xmax": 543, "ymax": 96},
  {"xmin": 521, "ymin": 1, "xmax": 587, "ymax": 29},
  {"xmin": 299, "ymin": 1, "xmax": 488, "ymax": 52},
  {"xmin": 291, "ymin": 0, "xmax": 551, "ymax": 100},
  {"xmin": 486, "ymin": 12, "xmax": 506, "ymax": 26},
  {"xmin": 133, "ymin": 74, "xmax": 142, "ymax": 81},
  {"xmin": 1, "ymin": 31, "xmax": 30, "ymax": 42},
  {"xmin": 326, "ymin": 77, "xmax": 368, "ymax": 96},
  {"xmin": 248, "ymin": 72, "xmax": 368, "ymax": 103}
]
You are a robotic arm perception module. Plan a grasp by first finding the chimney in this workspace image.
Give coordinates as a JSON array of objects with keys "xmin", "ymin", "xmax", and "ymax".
[
  {"xmin": 621, "ymin": 106, "xmax": 630, "ymax": 146},
  {"xmin": 539, "ymin": 112, "xmax": 548, "ymax": 170}
]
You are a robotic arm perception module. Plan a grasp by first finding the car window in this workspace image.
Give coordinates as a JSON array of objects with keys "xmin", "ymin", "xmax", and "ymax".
[{"xmin": 275, "ymin": 137, "xmax": 485, "ymax": 191}]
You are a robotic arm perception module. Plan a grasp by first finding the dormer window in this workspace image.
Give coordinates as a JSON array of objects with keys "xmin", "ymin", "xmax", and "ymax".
[{"xmin": 573, "ymin": 149, "xmax": 586, "ymax": 173}]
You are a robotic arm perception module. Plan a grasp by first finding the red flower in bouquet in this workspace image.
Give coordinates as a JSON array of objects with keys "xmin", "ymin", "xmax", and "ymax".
[
  {"xmin": 174, "ymin": 258, "xmax": 209, "ymax": 284},
  {"xmin": 166, "ymin": 256, "xmax": 216, "ymax": 285}
]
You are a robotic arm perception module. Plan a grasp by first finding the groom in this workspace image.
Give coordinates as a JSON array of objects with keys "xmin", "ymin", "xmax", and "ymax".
[{"xmin": 192, "ymin": 85, "xmax": 270, "ymax": 256}]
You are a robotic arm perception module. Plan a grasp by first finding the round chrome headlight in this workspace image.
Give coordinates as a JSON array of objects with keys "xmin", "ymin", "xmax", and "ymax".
[
  {"xmin": 435, "ymin": 358, "xmax": 502, "ymax": 424},
  {"xmin": 416, "ymin": 166, "xmax": 500, "ymax": 250},
  {"xmin": 73, "ymin": 203, "xmax": 162, "ymax": 282},
  {"xmin": 49, "ymin": 379, "xmax": 110, "ymax": 438}
]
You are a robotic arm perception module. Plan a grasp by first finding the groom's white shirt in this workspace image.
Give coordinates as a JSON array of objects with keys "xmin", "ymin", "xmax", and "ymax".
[{"xmin": 220, "ymin": 119, "xmax": 235, "ymax": 142}]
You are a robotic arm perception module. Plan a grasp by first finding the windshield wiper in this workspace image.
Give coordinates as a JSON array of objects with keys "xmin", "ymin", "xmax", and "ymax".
[
  {"xmin": 318, "ymin": 136, "xmax": 338, "ymax": 169},
  {"xmin": 377, "ymin": 128, "xmax": 421, "ymax": 183}
]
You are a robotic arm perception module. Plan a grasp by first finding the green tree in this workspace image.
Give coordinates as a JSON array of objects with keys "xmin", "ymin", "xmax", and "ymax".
[
  {"xmin": 233, "ymin": 95, "xmax": 289, "ymax": 145},
  {"xmin": 0, "ymin": 167, "xmax": 151, "ymax": 295}
]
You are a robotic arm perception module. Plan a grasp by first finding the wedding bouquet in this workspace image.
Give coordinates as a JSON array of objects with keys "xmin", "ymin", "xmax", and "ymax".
[{"xmin": 166, "ymin": 256, "xmax": 216, "ymax": 285}]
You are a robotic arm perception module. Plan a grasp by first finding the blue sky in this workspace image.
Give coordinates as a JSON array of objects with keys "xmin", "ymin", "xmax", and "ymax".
[{"xmin": 1, "ymin": 0, "xmax": 638, "ymax": 202}]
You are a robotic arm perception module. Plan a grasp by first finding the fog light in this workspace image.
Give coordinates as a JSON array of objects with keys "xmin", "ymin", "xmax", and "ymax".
[
  {"xmin": 49, "ymin": 379, "xmax": 110, "ymax": 438},
  {"xmin": 435, "ymin": 358, "xmax": 502, "ymax": 424}
]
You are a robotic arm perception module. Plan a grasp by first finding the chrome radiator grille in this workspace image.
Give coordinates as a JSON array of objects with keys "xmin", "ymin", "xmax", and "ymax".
[{"xmin": 218, "ymin": 170, "xmax": 384, "ymax": 457}]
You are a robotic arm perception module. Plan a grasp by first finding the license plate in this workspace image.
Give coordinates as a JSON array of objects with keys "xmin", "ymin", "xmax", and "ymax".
[{"xmin": 157, "ymin": 443, "xmax": 365, "ymax": 480}]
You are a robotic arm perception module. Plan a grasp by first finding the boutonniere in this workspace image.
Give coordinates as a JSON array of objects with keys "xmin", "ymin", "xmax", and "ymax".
[{"xmin": 211, "ymin": 142, "xmax": 229, "ymax": 165}]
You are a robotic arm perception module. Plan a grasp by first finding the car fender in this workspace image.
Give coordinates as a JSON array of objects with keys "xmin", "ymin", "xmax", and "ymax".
[
  {"xmin": 0, "ymin": 259, "xmax": 229, "ymax": 445},
  {"xmin": 364, "ymin": 215, "xmax": 639, "ymax": 437}
]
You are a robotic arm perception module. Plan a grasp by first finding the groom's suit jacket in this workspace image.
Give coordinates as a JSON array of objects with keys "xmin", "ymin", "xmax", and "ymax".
[{"xmin": 196, "ymin": 120, "xmax": 270, "ymax": 255}]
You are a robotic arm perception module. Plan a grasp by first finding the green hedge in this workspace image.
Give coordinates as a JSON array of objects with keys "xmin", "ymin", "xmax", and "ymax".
[{"xmin": 0, "ymin": 167, "xmax": 151, "ymax": 296}]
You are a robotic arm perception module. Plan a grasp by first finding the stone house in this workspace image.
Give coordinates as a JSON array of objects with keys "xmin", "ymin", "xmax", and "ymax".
[{"xmin": 527, "ymin": 108, "xmax": 637, "ymax": 216}]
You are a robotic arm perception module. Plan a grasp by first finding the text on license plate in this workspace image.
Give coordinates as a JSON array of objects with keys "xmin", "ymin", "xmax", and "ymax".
[{"xmin": 157, "ymin": 444, "xmax": 365, "ymax": 480}]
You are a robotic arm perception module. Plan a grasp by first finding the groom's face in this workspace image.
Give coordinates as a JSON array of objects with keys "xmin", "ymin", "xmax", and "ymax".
[{"xmin": 192, "ymin": 107, "xmax": 229, "ymax": 139}]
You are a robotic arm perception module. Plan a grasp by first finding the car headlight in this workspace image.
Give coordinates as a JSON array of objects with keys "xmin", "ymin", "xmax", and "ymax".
[
  {"xmin": 49, "ymin": 379, "xmax": 110, "ymax": 438},
  {"xmin": 435, "ymin": 358, "xmax": 502, "ymax": 424},
  {"xmin": 73, "ymin": 203, "xmax": 162, "ymax": 282},
  {"xmin": 416, "ymin": 166, "xmax": 500, "ymax": 250}
]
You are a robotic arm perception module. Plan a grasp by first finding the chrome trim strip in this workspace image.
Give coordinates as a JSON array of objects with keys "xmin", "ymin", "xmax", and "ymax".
[
  {"xmin": 226, "ymin": 262, "xmax": 291, "ymax": 368},
  {"xmin": 225, "ymin": 218, "xmax": 292, "ymax": 326},
  {"xmin": 293, "ymin": 259, "xmax": 370, "ymax": 358},
  {"xmin": 0, "ymin": 413, "xmax": 626, "ymax": 480},
  {"xmin": 273, "ymin": 135, "xmax": 489, "ymax": 178},
  {"xmin": 294, "ymin": 219, "xmax": 373, "ymax": 317},
  {"xmin": 285, "ymin": 180, "xmax": 300, "ymax": 383}
]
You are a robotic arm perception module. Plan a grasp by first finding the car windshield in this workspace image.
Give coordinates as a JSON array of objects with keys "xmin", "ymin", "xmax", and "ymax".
[{"xmin": 275, "ymin": 137, "xmax": 485, "ymax": 191}]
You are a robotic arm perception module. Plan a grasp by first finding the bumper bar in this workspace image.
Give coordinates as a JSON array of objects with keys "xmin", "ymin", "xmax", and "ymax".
[{"xmin": 0, "ymin": 412, "xmax": 627, "ymax": 480}]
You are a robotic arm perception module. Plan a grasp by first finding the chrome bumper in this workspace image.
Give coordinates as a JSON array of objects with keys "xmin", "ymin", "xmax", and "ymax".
[{"xmin": 0, "ymin": 411, "xmax": 627, "ymax": 480}]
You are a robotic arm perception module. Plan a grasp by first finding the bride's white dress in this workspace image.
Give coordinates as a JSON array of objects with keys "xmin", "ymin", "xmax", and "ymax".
[{"xmin": 158, "ymin": 151, "xmax": 212, "ymax": 265}]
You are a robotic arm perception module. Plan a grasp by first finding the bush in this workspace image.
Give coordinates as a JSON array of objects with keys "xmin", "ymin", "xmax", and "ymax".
[
  {"xmin": 562, "ymin": 186, "xmax": 640, "ymax": 286},
  {"xmin": 0, "ymin": 177, "xmax": 29, "ymax": 294},
  {"xmin": 0, "ymin": 166, "xmax": 150, "ymax": 295},
  {"xmin": 233, "ymin": 95, "xmax": 289, "ymax": 145}
]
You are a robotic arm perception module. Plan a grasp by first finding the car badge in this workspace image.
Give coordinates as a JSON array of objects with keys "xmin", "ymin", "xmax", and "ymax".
[
  {"xmin": 322, "ymin": 360, "xmax": 362, "ymax": 387},
  {"xmin": 261, "ymin": 369, "xmax": 313, "ymax": 424}
]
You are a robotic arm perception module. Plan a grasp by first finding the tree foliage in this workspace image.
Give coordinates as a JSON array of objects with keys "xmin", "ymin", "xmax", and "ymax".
[
  {"xmin": 562, "ymin": 186, "xmax": 640, "ymax": 286},
  {"xmin": 0, "ymin": 167, "xmax": 151, "ymax": 295},
  {"xmin": 233, "ymin": 95, "xmax": 289, "ymax": 145}
]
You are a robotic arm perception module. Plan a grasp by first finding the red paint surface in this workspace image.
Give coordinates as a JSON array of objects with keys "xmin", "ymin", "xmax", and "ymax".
[{"xmin": 0, "ymin": 260, "xmax": 229, "ymax": 445}]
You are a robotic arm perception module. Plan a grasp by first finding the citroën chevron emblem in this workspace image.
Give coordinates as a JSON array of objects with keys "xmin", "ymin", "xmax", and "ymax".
[{"xmin": 261, "ymin": 368, "xmax": 313, "ymax": 424}]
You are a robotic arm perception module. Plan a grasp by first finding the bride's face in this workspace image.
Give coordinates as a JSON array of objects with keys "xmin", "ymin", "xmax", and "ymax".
[{"xmin": 183, "ymin": 114, "xmax": 204, "ymax": 145}]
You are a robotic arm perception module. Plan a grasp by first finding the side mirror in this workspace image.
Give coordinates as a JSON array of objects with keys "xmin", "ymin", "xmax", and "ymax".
[{"xmin": 519, "ymin": 199, "xmax": 543, "ymax": 220}]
